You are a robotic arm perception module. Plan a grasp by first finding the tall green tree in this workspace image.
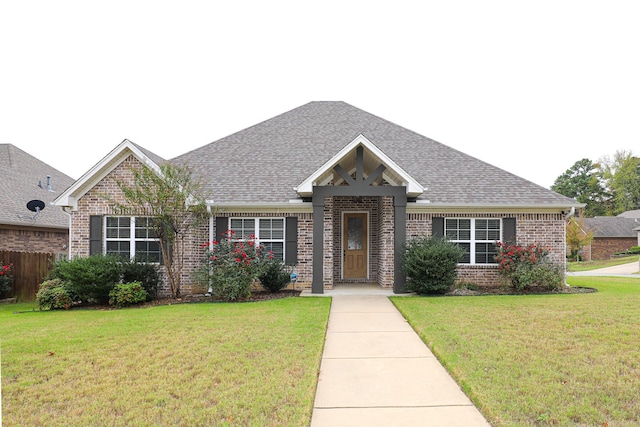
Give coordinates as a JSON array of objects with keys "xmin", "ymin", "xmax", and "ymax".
[
  {"xmin": 114, "ymin": 162, "xmax": 207, "ymax": 298},
  {"xmin": 600, "ymin": 150, "xmax": 640, "ymax": 214},
  {"xmin": 551, "ymin": 158, "xmax": 609, "ymax": 217}
]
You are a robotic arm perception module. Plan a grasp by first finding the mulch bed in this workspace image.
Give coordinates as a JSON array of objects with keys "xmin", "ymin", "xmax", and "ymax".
[{"xmin": 144, "ymin": 289, "xmax": 302, "ymax": 306}]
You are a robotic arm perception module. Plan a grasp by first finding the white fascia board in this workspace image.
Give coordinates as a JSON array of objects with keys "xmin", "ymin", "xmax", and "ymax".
[
  {"xmin": 53, "ymin": 139, "xmax": 162, "ymax": 210},
  {"xmin": 294, "ymin": 134, "xmax": 424, "ymax": 197},
  {"xmin": 407, "ymin": 201, "xmax": 586, "ymax": 214},
  {"xmin": 209, "ymin": 201, "xmax": 313, "ymax": 214}
]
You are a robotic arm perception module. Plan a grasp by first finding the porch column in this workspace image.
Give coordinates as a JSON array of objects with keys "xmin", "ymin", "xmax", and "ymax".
[
  {"xmin": 312, "ymin": 197, "xmax": 324, "ymax": 294},
  {"xmin": 393, "ymin": 195, "xmax": 407, "ymax": 293}
]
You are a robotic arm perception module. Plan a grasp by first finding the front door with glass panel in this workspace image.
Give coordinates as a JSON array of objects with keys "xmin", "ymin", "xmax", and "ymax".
[{"xmin": 343, "ymin": 212, "xmax": 368, "ymax": 279}]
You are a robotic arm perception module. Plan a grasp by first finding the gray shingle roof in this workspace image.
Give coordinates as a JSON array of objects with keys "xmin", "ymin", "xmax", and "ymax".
[
  {"xmin": 0, "ymin": 144, "xmax": 75, "ymax": 229},
  {"xmin": 172, "ymin": 101, "xmax": 579, "ymax": 206},
  {"xmin": 617, "ymin": 209, "xmax": 640, "ymax": 218},
  {"xmin": 584, "ymin": 217, "xmax": 640, "ymax": 238}
]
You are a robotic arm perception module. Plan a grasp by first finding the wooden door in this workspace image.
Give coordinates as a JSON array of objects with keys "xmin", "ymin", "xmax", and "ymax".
[{"xmin": 343, "ymin": 212, "xmax": 368, "ymax": 279}]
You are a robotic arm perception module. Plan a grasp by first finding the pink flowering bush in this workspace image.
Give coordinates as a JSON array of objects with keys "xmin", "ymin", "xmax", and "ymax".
[
  {"xmin": 0, "ymin": 263, "xmax": 13, "ymax": 298},
  {"xmin": 198, "ymin": 230, "xmax": 271, "ymax": 301},
  {"xmin": 495, "ymin": 242, "xmax": 563, "ymax": 291}
]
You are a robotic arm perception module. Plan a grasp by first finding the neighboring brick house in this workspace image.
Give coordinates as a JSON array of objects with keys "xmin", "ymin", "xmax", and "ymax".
[
  {"xmin": 0, "ymin": 144, "xmax": 74, "ymax": 255},
  {"xmin": 54, "ymin": 102, "xmax": 581, "ymax": 295},
  {"xmin": 583, "ymin": 212, "xmax": 640, "ymax": 260}
]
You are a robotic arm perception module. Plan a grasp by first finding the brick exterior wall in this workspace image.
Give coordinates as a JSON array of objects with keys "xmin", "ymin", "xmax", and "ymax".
[
  {"xmin": 0, "ymin": 226, "xmax": 68, "ymax": 255},
  {"xmin": 213, "ymin": 211, "xmax": 314, "ymax": 290},
  {"xmin": 69, "ymin": 155, "xmax": 209, "ymax": 297},
  {"xmin": 378, "ymin": 197, "xmax": 395, "ymax": 288},
  {"xmin": 71, "ymin": 158, "xmax": 569, "ymax": 294},
  {"xmin": 406, "ymin": 212, "xmax": 566, "ymax": 288},
  {"xmin": 331, "ymin": 196, "xmax": 380, "ymax": 285},
  {"xmin": 588, "ymin": 237, "xmax": 638, "ymax": 260}
]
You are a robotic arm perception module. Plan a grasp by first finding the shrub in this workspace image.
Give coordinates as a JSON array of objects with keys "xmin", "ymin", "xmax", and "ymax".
[
  {"xmin": 120, "ymin": 258, "xmax": 160, "ymax": 300},
  {"xmin": 402, "ymin": 236, "xmax": 465, "ymax": 294},
  {"xmin": 48, "ymin": 255, "xmax": 121, "ymax": 304},
  {"xmin": 200, "ymin": 231, "xmax": 269, "ymax": 301},
  {"xmin": 258, "ymin": 259, "xmax": 290, "ymax": 292},
  {"xmin": 496, "ymin": 242, "xmax": 563, "ymax": 290},
  {"xmin": 109, "ymin": 282, "xmax": 148, "ymax": 308},
  {"xmin": 0, "ymin": 263, "xmax": 13, "ymax": 298},
  {"xmin": 615, "ymin": 246, "xmax": 640, "ymax": 255},
  {"xmin": 513, "ymin": 262, "xmax": 564, "ymax": 291},
  {"xmin": 36, "ymin": 279, "xmax": 72, "ymax": 310}
]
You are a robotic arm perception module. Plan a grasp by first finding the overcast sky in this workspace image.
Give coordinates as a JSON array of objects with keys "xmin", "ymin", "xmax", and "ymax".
[{"xmin": 2, "ymin": 1, "xmax": 638, "ymax": 189}]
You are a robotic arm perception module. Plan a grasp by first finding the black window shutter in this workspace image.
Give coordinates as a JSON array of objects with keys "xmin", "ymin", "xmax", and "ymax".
[
  {"xmin": 215, "ymin": 217, "xmax": 229, "ymax": 242},
  {"xmin": 503, "ymin": 218, "xmax": 516, "ymax": 243},
  {"xmin": 285, "ymin": 216, "xmax": 298, "ymax": 266},
  {"xmin": 432, "ymin": 217, "xmax": 444, "ymax": 238},
  {"xmin": 89, "ymin": 215, "xmax": 103, "ymax": 255}
]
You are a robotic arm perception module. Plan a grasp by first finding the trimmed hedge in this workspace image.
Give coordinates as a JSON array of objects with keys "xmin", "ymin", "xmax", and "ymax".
[{"xmin": 402, "ymin": 236, "xmax": 464, "ymax": 294}]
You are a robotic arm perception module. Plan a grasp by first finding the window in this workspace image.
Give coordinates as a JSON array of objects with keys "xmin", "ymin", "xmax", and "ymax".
[
  {"xmin": 105, "ymin": 216, "xmax": 162, "ymax": 263},
  {"xmin": 445, "ymin": 218, "xmax": 501, "ymax": 264},
  {"xmin": 229, "ymin": 217, "xmax": 285, "ymax": 261}
]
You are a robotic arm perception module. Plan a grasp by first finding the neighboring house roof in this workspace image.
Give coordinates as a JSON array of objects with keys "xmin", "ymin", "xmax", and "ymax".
[
  {"xmin": 0, "ymin": 144, "xmax": 75, "ymax": 229},
  {"xmin": 617, "ymin": 209, "xmax": 640, "ymax": 218},
  {"xmin": 54, "ymin": 139, "xmax": 165, "ymax": 209},
  {"xmin": 584, "ymin": 217, "xmax": 640, "ymax": 238},
  {"xmin": 172, "ymin": 101, "xmax": 579, "ymax": 207}
]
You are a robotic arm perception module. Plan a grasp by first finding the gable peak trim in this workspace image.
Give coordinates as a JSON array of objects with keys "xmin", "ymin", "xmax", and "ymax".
[
  {"xmin": 53, "ymin": 139, "xmax": 163, "ymax": 210},
  {"xmin": 294, "ymin": 134, "xmax": 424, "ymax": 197}
]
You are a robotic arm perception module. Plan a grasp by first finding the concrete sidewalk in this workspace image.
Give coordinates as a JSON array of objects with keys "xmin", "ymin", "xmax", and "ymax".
[
  {"xmin": 566, "ymin": 261, "xmax": 640, "ymax": 277},
  {"xmin": 310, "ymin": 295, "xmax": 490, "ymax": 427}
]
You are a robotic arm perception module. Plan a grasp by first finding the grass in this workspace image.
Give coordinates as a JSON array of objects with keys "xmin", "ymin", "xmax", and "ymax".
[
  {"xmin": 567, "ymin": 254, "xmax": 638, "ymax": 272},
  {"xmin": 392, "ymin": 277, "xmax": 640, "ymax": 426},
  {"xmin": 0, "ymin": 298, "xmax": 331, "ymax": 426}
]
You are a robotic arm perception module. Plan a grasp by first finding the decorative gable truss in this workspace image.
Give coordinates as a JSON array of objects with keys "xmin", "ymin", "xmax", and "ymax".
[{"xmin": 295, "ymin": 134, "xmax": 424, "ymax": 198}]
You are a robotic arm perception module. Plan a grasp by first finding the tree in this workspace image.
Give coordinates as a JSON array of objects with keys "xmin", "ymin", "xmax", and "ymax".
[
  {"xmin": 600, "ymin": 150, "xmax": 640, "ymax": 214},
  {"xmin": 551, "ymin": 158, "xmax": 609, "ymax": 217},
  {"xmin": 566, "ymin": 216, "xmax": 593, "ymax": 261},
  {"xmin": 114, "ymin": 162, "xmax": 207, "ymax": 298}
]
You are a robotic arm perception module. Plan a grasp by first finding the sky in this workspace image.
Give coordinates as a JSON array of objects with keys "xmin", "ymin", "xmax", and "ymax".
[{"xmin": 2, "ymin": 1, "xmax": 639, "ymax": 189}]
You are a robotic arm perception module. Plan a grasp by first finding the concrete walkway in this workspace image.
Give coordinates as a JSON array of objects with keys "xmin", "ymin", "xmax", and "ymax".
[
  {"xmin": 566, "ymin": 260, "xmax": 640, "ymax": 277},
  {"xmin": 310, "ymin": 294, "xmax": 490, "ymax": 427}
]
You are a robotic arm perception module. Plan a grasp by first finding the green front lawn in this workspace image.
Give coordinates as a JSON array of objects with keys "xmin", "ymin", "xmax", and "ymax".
[
  {"xmin": 1, "ymin": 298, "xmax": 331, "ymax": 426},
  {"xmin": 392, "ymin": 277, "xmax": 640, "ymax": 426}
]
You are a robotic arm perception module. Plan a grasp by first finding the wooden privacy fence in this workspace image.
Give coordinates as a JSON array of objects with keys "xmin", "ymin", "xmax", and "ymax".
[{"xmin": 0, "ymin": 250, "xmax": 57, "ymax": 301}]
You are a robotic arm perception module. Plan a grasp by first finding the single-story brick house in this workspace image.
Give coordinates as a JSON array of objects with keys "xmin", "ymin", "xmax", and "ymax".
[
  {"xmin": 0, "ymin": 144, "xmax": 74, "ymax": 255},
  {"xmin": 54, "ymin": 102, "xmax": 581, "ymax": 294},
  {"xmin": 582, "ymin": 212, "xmax": 640, "ymax": 260}
]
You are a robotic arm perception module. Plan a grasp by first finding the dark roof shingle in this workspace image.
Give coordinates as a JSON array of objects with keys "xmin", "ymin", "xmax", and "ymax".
[
  {"xmin": 0, "ymin": 144, "xmax": 75, "ymax": 229},
  {"xmin": 171, "ymin": 101, "xmax": 579, "ymax": 206}
]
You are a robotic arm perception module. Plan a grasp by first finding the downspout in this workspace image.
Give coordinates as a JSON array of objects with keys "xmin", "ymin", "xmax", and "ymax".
[
  {"xmin": 206, "ymin": 205, "xmax": 214, "ymax": 296},
  {"xmin": 564, "ymin": 206, "xmax": 575, "ymax": 220},
  {"xmin": 62, "ymin": 206, "xmax": 73, "ymax": 259},
  {"xmin": 564, "ymin": 206, "xmax": 576, "ymax": 287}
]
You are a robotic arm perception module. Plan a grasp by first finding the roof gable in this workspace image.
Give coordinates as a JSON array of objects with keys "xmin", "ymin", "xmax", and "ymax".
[
  {"xmin": 295, "ymin": 134, "xmax": 424, "ymax": 197},
  {"xmin": 54, "ymin": 139, "xmax": 165, "ymax": 210}
]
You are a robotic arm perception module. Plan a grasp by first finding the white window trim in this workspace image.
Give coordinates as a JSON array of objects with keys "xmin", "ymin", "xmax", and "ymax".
[
  {"xmin": 228, "ymin": 217, "xmax": 286, "ymax": 262},
  {"xmin": 446, "ymin": 217, "xmax": 501, "ymax": 265},
  {"xmin": 104, "ymin": 216, "xmax": 161, "ymax": 262}
]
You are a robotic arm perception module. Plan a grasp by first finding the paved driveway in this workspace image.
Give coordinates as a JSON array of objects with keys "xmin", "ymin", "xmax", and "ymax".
[{"xmin": 567, "ymin": 261, "xmax": 640, "ymax": 277}]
